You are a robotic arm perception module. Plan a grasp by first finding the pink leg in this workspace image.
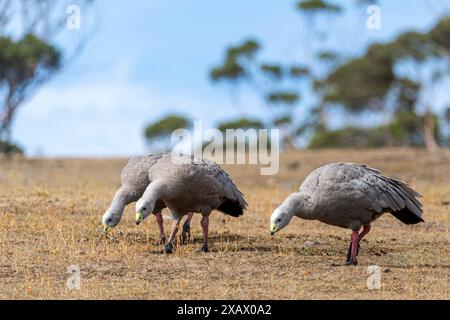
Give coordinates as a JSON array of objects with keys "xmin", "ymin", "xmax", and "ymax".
[
  {"xmin": 184, "ymin": 213, "xmax": 194, "ymax": 226},
  {"xmin": 200, "ymin": 216, "xmax": 209, "ymax": 252},
  {"xmin": 155, "ymin": 212, "xmax": 165, "ymax": 244},
  {"xmin": 358, "ymin": 225, "xmax": 371, "ymax": 241},
  {"xmin": 164, "ymin": 218, "xmax": 180, "ymax": 254},
  {"xmin": 346, "ymin": 225, "xmax": 371, "ymax": 265},
  {"xmin": 181, "ymin": 213, "xmax": 194, "ymax": 244},
  {"xmin": 346, "ymin": 231, "xmax": 360, "ymax": 266}
]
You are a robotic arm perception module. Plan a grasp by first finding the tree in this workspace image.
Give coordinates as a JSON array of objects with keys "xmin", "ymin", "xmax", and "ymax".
[
  {"xmin": 296, "ymin": 0, "xmax": 341, "ymax": 13},
  {"xmin": 0, "ymin": 139, "xmax": 23, "ymax": 155},
  {"xmin": 211, "ymin": 117, "xmax": 269, "ymax": 154},
  {"xmin": 0, "ymin": 34, "xmax": 61, "ymax": 141},
  {"xmin": 216, "ymin": 118, "xmax": 264, "ymax": 132},
  {"xmin": 210, "ymin": 1, "xmax": 450, "ymax": 151},
  {"xmin": 321, "ymin": 17, "xmax": 450, "ymax": 151},
  {"xmin": 210, "ymin": 38, "xmax": 307, "ymax": 150},
  {"xmin": 309, "ymin": 111, "xmax": 442, "ymax": 149},
  {"xmin": 0, "ymin": 0, "xmax": 94, "ymax": 153},
  {"xmin": 209, "ymin": 0, "xmax": 347, "ymax": 150},
  {"xmin": 144, "ymin": 114, "xmax": 192, "ymax": 151}
]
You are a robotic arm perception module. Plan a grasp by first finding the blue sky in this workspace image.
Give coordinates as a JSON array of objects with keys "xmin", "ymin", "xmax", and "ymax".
[{"xmin": 12, "ymin": 0, "xmax": 450, "ymax": 156}]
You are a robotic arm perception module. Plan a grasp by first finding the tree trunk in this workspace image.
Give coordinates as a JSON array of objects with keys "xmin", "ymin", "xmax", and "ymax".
[
  {"xmin": 0, "ymin": 90, "xmax": 16, "ymax": 143},
  {"xmin": 423, "ymin": 109, "xmax": 438, "ymax": 153},
  {"xmin": 381, "ymin": 101, "xmax": 394, "ymax": 147},
  {"xmin": 283, "ymin": 134, "xmax": 295, "ymax": 151}
]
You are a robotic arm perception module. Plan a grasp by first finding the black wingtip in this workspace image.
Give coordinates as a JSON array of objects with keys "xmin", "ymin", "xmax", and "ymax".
[
  {"xmin": 391, "ymin": 208, "xmax": 424, "ymax": 225},
  {"xmin": 217, "ymin": 200, "xmax": 244, "ymax": 217}
]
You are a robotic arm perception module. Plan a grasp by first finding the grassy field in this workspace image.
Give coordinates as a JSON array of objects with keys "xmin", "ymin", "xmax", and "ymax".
[{"xmin": 0, "ymin": 149, "xmax": 448, "ymax": 299}]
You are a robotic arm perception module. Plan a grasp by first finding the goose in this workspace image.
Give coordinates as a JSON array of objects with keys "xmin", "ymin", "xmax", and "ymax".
[
  {"xmin": 270, "ymin": 163, "xmax": 424, "ymax": 265},
  {"xmin": 101, "ymin": 153, "xmax": 193, "ymax": 242},
  {"xmin": 133, "ymin": 153, "xmax": 247, "ymax": 253}
]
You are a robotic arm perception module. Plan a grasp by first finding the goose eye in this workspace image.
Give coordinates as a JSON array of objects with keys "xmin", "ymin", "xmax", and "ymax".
[
  {"xmin": 142, "ymin": 207, "xmax": 147, "ymax": 211},
  {"xmin": 276, "ymin": 218, "xmax": 281, "ymax": 223},
  {"xmin": 108, "ymin": 218, "xmax": 112, "ymax": 222}
]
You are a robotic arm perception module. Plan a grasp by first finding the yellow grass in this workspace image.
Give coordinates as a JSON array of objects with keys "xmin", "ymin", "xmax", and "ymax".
[{"xmin": 0, "ymin": 148, "xmax": 448, "ymax": 299}]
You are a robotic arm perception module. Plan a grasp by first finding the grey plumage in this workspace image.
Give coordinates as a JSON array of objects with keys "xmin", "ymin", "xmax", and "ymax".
[
  {"xmin": 296, "ymin": 163, "xmax": 423, "ymax": 230},
  {"xmin": 101, "ymin": 153, "xmax": 166, "ymax": 229},
  {"xmin": 102, "ymin": 153, "xmax": 247, "ymax": 230},
  {"xmin": 270, "ymin": 162, "xmax": 424, "ymax": 265},
  {"xmin": 134, "ymin": 153, "xmax": 247, "ymax": 253},
  {"xmin": 138, "ymin": 153, "xmax": 247, "ymax": 218}
]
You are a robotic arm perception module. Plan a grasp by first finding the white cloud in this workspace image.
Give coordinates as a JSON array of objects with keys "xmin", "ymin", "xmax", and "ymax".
[{"xmin": 12, "ymin": 63, "xmax": 263, "ymax": 157}]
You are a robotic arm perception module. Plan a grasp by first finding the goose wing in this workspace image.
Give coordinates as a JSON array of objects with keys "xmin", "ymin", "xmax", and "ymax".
[{"xmin": 348, "ymin": 164, "xmax": 423, "ymax": 224}]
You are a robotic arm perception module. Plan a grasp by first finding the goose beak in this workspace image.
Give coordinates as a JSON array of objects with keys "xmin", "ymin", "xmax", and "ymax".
[
  {"xmin": 135, "ymin": 212, "xmax": 143, "ymax": 225},
  {"xmin": 270, "ymin": 223, "xmax": 278, "ymax": 236},
  {"xmin": 102, "ymin": 224, "xmax": 111, "ymax": 235}
]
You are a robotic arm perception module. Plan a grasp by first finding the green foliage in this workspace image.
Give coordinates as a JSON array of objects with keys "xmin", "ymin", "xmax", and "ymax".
[
  {"xmin": 227, "ymin": 39, "xmax": 260, "ymax": 60},
  {"xmin": 260, "ymin": 64, "xmax": 283, "ymax": 79},
  {"xmin": 395, "ymin": 78, "xmax": 421, "ymax": 112},
  {"xmin": 322, "ymin": 18, "xmax": 450, "ymax": 113},
  {"xmin": 296, "ymin": 0, "xmax": 341, "ymax": 13},
  {"xmin": 318, "ymin": 17, "xmax": 449, "ymax": 150},
  {"xmin": 210, "ymin": 5, "xmax": 449, "ymax": 150},
  {"xmin": 0, "ymin": 34, "xmax": 61, "ymax": 85},
  {"xmin": 309, "ymin": 111, "xmax": 441, "ymax": 149},
  {"xmin": 0, "ymin": 0, "xmax": 94, "ymax": 144},
  {"xmin": 322, "ymin": 48, "xmax": 395, "ymax": 112},
  {"xmin": 387, "ymin": 111, "xmax": 426, "ymax": 146},
  {"xmin": 273, "ymin": 116, "xmax": 292, "ymax": 126},
  {"xmin": 429, "ymin": 17, "xmax": 450, "ymax": 54},
  {"xmin": 210, "ymin": 117, "xmax": 269, "ymax": 153},
  {"xmin": 445, "ymin": 107, "xmax": 450, "ymax": 123},
  {"xmin": 210, "ymin": 35, "xmax": 303, "ymax": 149},
  {"xmin": 355, "ymin": 0, "xmax": 378, "ymax": 6},
  {"xmin": 216, "ymin": 118, "xmax": 264, "ymax": 132},
  {"xmin": 393, "ymin": 31, "xmax": 438, "ymax": 61},
  {"xmin": 289, "ymin": 65, "xmax": 310, "ymax": 78},
  {"xmin": 266, "ymin": 91, "xmax": 299, "ymax": 105},
  {"xmin": 210, "ymin": 39, "xmax": 261, "ymax": 82},
  {"xmin": 144, "ymin": 115, "xmax": 192, "ymax": 141},
  {"xmin": 317, "ymin": 50, "xmax": 339, "ymax": 62},
  {"xmin": 0, "ymin": 140, "xmax": 23, "ymax": 155},
  {"xmin": 309, "ymin": 126, "xmax": 385, "ymax": 149},
  {"xmin": 0, "ymin": 34, "xmax": 61, "ymax": 140},
  {"xmin": 210, "ymin": 58, "xmax": 245, "ymax": 81}
]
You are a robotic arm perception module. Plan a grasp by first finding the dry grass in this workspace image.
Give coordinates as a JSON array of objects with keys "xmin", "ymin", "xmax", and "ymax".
[{"xmin": 0, "ymin": 148, "xmax": 449, "ymax": 299}]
